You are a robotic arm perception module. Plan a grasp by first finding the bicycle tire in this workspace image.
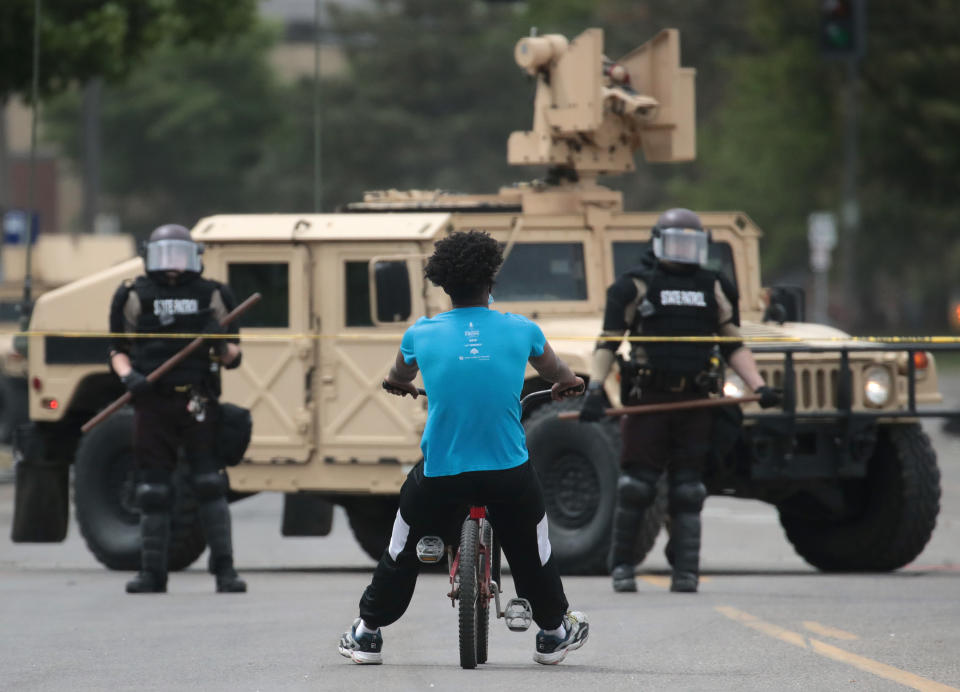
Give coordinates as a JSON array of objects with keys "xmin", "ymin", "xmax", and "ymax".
[
  {"xmin": 458, "ymin": 518, "xmax": 480, "ymax": 669},
  {"xmin": 477, "ymin": 519, "xmax": 493, "ymax": 664}
]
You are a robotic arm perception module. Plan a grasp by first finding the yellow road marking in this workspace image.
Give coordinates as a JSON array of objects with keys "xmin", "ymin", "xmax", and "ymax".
[
  {"xmin": 717, "ymin": 606, "xmax": 959, "ymax": 692},
  {"xmin": 638, "ymin": 575, "xmax": 671, "ymax": 589},
  {"xmin": 638, "ymin": 575, "xmax": 712, "ymax": 589},
  {"xmin": 803, "ymin": 620, "xmax": 859, "ymax": 641}
]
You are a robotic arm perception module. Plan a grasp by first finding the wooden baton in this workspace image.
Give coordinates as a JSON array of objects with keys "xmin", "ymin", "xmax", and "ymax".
[
  {"xmin": 80, "ymin": 292, "xmax": 262, "ymax": 434},
  {"xmin": 556, "ymin": 394, "xmax": 763, "ymax": 420}
]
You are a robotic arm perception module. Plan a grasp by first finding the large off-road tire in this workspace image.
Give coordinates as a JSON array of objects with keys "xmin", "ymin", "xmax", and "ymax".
[
  {"xmin": 342, "ymin": 496, "xmax": 400, "ymax": 562},
  {"xmin": 778, "ymin": 423, "xmax": 940, "ymax": 571},
  {"xmin": 458, "ymin": 518, "xmax": 480, "ymax": 670},
  {"xmin": 0, "ymin": 375, "xmax": 28, "ymax": 444},
  {"xmin": 74, "ymin": 408, "xmax": 206, "ymax": 571},
  {"xmin": 524, "ymin": 398, "xmax": 666, "ymax": 574}
]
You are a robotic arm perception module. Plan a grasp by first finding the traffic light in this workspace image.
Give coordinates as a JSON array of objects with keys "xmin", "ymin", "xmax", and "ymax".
[{"xmin": 819, "ymin": 0, "xmax": 865, "ymax": 58}]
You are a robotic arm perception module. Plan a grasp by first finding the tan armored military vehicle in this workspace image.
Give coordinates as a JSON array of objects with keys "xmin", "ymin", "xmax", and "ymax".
[
  {"xmin": 12, "ymin": 29, "xmax": 948, "ymax": 574},
  {"xmin": 0, "ymin": 233, "xmax": 135, "ymax": 442}
]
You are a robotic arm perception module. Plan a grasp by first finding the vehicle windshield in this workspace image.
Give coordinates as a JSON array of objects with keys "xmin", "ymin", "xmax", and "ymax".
[
  {"xmin": 495, "ymin": 242, "xmax": 587, "ymax": 301},
  {"xmin": 613, "ymin": 240, "xmax": 737, "ymax": 287}
]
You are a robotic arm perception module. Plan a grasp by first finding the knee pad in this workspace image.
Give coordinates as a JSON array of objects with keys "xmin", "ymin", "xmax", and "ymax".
[
  {"xmin": 617, "ymin": 473, "xmax": 658, "ymax": 509},
  {"xmin": 136, "ymin": 483, "xmax": 172, "ymax": 512},
  {"xmin": 669, "ymin": 480, "xmax": 706, "ymax": 514},
  {"xmin": 193, "ymin": 471, "xmax": 228, "ymax": 501}
]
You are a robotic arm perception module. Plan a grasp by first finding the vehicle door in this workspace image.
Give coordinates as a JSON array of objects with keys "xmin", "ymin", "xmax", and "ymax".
[
  {"xmin": 210, "ymin": 244, "xmax": 316, "ymax": 463},
  {"xmin": 316, "ymin": 242, "xmax": 426, "ymax": 464}
]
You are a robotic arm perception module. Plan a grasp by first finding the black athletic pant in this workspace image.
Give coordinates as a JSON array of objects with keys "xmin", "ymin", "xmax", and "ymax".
[{"xmin": 359, "ymin": 460, "xmax": 569, "ymax": 630}]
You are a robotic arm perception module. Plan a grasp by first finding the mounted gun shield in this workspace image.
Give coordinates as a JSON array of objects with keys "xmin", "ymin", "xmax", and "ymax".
[{"xmin": 508, "ymin": 28, "xmax": 695, "ymax": 173}]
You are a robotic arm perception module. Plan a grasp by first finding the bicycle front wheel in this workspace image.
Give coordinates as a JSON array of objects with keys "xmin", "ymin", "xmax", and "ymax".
[{"xmin": 458, "ymin": 518, "xmax": 480, "ymax": 669}]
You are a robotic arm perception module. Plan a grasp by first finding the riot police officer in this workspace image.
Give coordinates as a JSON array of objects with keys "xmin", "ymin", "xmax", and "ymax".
[
  {"xmin": 109, "ymin": 224, "xmax": 246, "ymax": 594},
  {"xmin": 580, "ymin": 208, "xmax": 781, "ymax": 593}
]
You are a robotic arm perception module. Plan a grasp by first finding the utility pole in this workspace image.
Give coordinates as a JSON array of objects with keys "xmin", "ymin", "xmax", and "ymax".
[
  {"xmin": 818, "ymin": 0, "xmax": 866, "ymax": 326},
  {"xmin": 313, "ymin": 0, "xmax": 323, "ymax": 213},
  {"xmin": 81, "ymin": 79, "xmax": 102, "ymax": 234},
  {"xmin": 838, "ymin": 57, "xmax": 860, "ymax": 322},
  {"xmin": 20, "ymin": 0, "xmax": 41, "ymax": 331}
]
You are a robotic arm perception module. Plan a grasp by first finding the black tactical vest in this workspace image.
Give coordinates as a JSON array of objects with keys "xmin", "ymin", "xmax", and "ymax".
[
  {"xmin": 129, "ymin": 274, "xmax": 219, "ymax": 385},
  {"xmin": 630, "ymin": 264, "xmax": 719, "ymax": 375}
]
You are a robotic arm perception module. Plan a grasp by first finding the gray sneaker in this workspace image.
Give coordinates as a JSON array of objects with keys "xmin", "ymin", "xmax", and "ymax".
[
  {"xmin": 533, "ymin": 611, "xmax": 589, "ymax": 665},
  {"xmin": 338, "ymin": 618, "xmax": 383, "ymax": 664}
]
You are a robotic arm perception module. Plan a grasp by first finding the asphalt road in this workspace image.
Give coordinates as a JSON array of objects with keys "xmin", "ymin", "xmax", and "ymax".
[{"xmin": 2, "ymin": 399, "xmax": 959, "ymax": 689}]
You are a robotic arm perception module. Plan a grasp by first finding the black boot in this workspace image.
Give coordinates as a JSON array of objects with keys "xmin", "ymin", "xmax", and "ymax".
[
  {"xmin": 608, "ymin": 469, "xmax": 660, "ymax": 592},
  {"xmin": 126, "ymin": 511, "xmax": 170, "ymax": 594},
  {"xmin": 199, "ymin": 496, "xmax": 247, "ymax": 593},
  {"xmin": 667, "ymin": 471, "xmax": 706, "ymax": 594},
  {"xmin": 611, "ymin": 563, "xmax": 637, "ymax": 592},
  {"xmin": 211, "ymin": 555, "xmax": 247, "ymax": 593}
]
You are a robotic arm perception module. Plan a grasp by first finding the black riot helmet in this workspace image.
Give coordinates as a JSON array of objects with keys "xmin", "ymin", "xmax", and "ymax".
[
  {"xmin": 651, "ymin": 208, "xmax": 709, "ymax": 266},
  {"xmin": 144, "ymin": 224, "xmax": 203, "ymax": 274}
]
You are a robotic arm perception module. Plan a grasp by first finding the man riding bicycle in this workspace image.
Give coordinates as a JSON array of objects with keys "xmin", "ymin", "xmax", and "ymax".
[{"xmin": 339, "ymin": 229, "xmax": 590, "ymax": 666}]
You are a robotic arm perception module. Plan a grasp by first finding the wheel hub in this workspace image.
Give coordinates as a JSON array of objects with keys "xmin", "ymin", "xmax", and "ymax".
[{"xmin": 541, "ymin": 452, "xmax": 600, "ymax": 529}]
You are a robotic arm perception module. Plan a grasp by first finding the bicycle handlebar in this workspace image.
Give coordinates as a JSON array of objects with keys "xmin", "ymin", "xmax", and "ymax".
[{"xmin": 385, "ymin": 382, "xmax": 584, "ymax": 414}]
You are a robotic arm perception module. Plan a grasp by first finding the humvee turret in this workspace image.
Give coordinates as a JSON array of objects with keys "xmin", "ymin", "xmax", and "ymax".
[{"xmin": 11, "ymin": 29, "xmax": 948, "ymax": 574}]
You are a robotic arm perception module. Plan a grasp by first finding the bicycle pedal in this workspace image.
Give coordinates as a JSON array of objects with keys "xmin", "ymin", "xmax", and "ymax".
[
  {"xmin": 504, "ymin": 598, "xmax": 533, "ymax": 632},
  {"xmin": 416, "ymin": 535, "xmax": 445, "ymax": 564}
]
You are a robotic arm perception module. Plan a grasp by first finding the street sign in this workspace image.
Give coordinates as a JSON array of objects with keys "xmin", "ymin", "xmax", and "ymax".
[
  {"xmin": 808, "ymin": 211, "xmax": 838, "ymax": 272},
  {"xmin": 2, "ymin": 209, "xmax": 39, "ymax": 245}
]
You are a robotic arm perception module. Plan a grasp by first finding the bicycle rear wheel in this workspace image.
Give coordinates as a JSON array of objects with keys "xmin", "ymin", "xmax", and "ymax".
[
  {"xmin": 477, "ymin": 519, "xmax": 493, "ymax": 664},
  {"xmin": 458, "ymin": 518, "xmax": 480, "ymax": 669}
]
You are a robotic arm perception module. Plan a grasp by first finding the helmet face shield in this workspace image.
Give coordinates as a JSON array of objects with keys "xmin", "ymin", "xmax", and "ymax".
[
  {"xmin": 145, "ymin": 238, "xmax": 203, "ymax": 273},
  {"xmin": 652, "ymin": 227, "xmax": 708, "ymax": 266}
]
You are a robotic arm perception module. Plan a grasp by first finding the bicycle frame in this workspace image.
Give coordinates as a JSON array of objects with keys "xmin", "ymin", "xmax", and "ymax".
[{"xmin": 448, "ymin": 507, "xmax": 498, "ymax": 610}]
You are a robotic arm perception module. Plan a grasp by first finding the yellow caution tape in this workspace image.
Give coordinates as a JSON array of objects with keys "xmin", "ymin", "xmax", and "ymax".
[{"xmin": 2, "ymin": 330, "xmax": 960, "ymax": 344}]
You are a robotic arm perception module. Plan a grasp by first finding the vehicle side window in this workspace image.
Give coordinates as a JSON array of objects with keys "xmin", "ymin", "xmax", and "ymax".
[
  {"xmin": 495, "ymin": 242, "xmax": 587, "ymax": 301},
  {"xmin": 345, "ymin": 261, "xmax": 373, "ymax": 327},
  {"xmin": 227, "ymin": 262, "xmax": 290, "ymax": 328}
]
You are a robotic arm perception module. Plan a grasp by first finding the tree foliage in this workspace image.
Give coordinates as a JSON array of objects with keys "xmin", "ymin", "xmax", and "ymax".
[
  {"xmin": 44, "ymin": 24, "xmax": 286, "ymax": 234},
  {"xmin": 0, "ymin": 0, "xmax": 257, "ymax": 100}
]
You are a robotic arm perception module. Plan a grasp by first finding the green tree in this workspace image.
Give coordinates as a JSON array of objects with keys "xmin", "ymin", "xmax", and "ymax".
[
  {"xmin": 0, "ymin": 0, "xmax": 257, "ymax": 100},
  {"xmin": 665, "ymin": 0, "xmax": 960, "ymax": 331},
  {"xmin": 44, "ymin": 25, "xmax": 287, "ymax": 234}
]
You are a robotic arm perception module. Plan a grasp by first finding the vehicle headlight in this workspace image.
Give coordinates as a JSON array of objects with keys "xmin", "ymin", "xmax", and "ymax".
[
  {"xmin": 723, "ymin": 373, "xmax": 746, "ymax": 398},
  {"xmin": 863, "ymin": 366, "xmax": 892, "ymax": 407}
]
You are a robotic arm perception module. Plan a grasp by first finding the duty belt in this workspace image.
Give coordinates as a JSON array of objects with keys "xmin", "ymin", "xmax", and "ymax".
[{"xmin": 636, "ymin": 369, "xmax": 711, "ymax": 394}]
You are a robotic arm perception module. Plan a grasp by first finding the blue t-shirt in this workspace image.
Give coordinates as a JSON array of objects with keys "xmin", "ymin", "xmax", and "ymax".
[{"xmin": 400, "ymin": 307, "xmax": 546, "ymax": 477}]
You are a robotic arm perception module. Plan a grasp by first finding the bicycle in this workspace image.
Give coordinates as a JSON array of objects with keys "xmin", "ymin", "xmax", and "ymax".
[{"xmin": 410, "ymin": 387, "xmax": 580, "ymax": 669}]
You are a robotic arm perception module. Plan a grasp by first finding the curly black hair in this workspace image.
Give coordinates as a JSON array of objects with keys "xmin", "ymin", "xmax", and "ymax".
[{"xmin": 425, "ymin": 229, "xmax": 503, "ymax": 302}]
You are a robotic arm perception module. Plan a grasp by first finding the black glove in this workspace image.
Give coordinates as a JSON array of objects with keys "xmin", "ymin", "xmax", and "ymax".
[
  {"xmin": 755, "ymin": 385, "xmax": 782, "ymax": 409},
  {"xmin": 121, "ymin": 370, "xmax": 152, "ymax": 399},
  {"xmin": 224, "ymin": 350, "xmax": 242, "ymax": 370},
  {"xmin": 579, "ymin": 386, "xmax": 606, "ymax": 422}
]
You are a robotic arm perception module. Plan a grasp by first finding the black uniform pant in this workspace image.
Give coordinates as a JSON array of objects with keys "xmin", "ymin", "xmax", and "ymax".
[
  {"xmin": 620, "ymin": 391, "xmax": 712, "ymax": 474},
  {"xmin": 133, "ymin": 390, "xmax": 219, "ymax": 480},
  {"xmin": 359, "ymin": 460, "xmax": 569, "ymax": 630}
]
